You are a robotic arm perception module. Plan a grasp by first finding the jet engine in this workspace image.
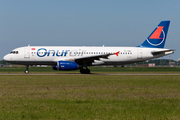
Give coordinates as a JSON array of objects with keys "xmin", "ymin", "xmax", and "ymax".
[{"xmin": 52, "ymin": 61, "xmax": 79, "ymax": 70}]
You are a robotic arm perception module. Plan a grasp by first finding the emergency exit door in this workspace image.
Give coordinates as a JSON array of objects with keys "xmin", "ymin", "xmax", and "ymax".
[{"xmin": 137, "ymin": 49, "xmax": 142, "ymax": 59}]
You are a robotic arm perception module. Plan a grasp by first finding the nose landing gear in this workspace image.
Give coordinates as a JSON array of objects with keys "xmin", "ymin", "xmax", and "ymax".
[{"xmin": 25, "ymin": 65, "xmax": 29, "ymax": 74}]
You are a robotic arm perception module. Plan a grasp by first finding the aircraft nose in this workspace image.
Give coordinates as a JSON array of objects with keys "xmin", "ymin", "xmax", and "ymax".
[{"xmin": 3, "ymin": 54, "xmax": 10, "ymax": 61}]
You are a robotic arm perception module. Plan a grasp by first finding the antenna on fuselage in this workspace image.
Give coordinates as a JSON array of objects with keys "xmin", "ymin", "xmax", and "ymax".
[{"xmin": 102, "ymin": 45, "xmax": 105, "ymax": 47}]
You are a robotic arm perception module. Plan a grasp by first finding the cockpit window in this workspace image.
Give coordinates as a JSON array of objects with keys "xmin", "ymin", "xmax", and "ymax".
[{"xmin": 10, "ymin": 51, "xmax": 19, "ymax": 54}]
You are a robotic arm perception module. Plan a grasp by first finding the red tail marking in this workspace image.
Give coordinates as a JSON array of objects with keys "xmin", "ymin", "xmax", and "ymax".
[
  {"xmin": 149, "ymin": 26, "xmax": 163, "ymax": 39},
  {"xmin": 114, "ymin": 51, "xmax": 120, "ymax": 56},
  {"xmin": 31, "ymin": 48, "xmax": 35, "ymax": 50}
]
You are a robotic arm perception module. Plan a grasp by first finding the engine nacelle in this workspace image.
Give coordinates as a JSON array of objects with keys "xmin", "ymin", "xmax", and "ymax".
[{"xmin": 52, "ymin": 61, "xmax": 79, "ymax": 70}]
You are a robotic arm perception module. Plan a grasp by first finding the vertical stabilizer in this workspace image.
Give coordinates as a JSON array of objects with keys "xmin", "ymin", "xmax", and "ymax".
[{"xmin": 138, "ymin": 21, "xmax": 170, "ymax": 48}]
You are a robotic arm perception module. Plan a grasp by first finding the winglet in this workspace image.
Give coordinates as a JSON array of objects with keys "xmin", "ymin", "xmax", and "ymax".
[{"xmin": 114, "ymin": 51, "xmax": 120, "ymax": 56}]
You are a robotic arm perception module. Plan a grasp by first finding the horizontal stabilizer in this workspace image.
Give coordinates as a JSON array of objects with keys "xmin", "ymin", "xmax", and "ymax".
[{"xmin": 151, "ymin": 49, "xmax": 174, "ymax": 56}]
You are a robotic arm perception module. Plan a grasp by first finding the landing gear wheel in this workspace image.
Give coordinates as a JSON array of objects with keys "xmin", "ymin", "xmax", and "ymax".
[
  {"xmin": 80, "ymin": 69, "xmax": 84, "ymax": 74},
  {"xmin": 25, "ymin": 65, "xmax": 29, "ymax": 74},
  {"xmin": 85, "ymin": 69, "xmax": 90, "ymax": 74},
  {"xmin": 25, "ymin": 70, "xmax": 29, "ymax": 74},
  {"xmin": 80, "ymin": 68, "xmax": 90, "ymax": 74}
]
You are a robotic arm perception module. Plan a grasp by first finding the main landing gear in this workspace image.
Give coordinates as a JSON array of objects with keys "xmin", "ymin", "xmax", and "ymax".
[
  {"xmin": 25, "ymin": 65, "xmax": 29, "ymax": 74},
  {"xmin": 80, "ymin": 67, "xmax": 90, "ymax": 74}
]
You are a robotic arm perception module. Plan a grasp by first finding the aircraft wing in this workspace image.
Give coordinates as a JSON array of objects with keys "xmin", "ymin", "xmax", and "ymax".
[{"xmin": 74, "ymin": 51, "xmax": 120, "ymax": 65}]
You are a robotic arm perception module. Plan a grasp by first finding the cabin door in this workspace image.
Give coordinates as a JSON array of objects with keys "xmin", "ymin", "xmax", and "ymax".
[{"xmin": 24, "ymin": 48, "xmax": 30, "ymax": 58}]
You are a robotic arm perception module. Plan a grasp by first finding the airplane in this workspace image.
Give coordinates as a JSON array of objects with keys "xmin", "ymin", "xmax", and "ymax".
[{"xmin": 3, "ymin": 21, "xmax": 174, "ymax": 74}]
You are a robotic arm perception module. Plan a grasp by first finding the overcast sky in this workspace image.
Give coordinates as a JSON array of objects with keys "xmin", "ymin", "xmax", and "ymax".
[{"xmin": 1, "ymin": 0, "xmax": 180, "ymax": 60}]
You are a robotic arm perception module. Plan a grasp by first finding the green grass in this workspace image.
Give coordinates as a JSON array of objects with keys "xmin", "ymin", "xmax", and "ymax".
[
  {"xmin": 0, "ymin": 75, "xmax": 180, "ymax": 119},
  {"xmin": 1, "ymin": 66, "xmax": 180, "ymax": 73}
]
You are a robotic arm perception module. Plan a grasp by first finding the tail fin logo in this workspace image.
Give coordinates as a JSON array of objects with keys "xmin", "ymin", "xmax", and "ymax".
[
  {"xmin": 149, "ymin": 26, "xmax": 164, "ymax": 39},
  {"xmin": 146, "ymin": 26, "xmax": 165, "ymax": 46},
  {"xmin": 138, "ymin": 21, "xmax": 170, "ymax": 48}
]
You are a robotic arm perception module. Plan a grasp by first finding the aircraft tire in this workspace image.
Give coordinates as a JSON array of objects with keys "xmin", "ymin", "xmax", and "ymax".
[
  {"xmin": 80, "ymin": 69, "xmax": 85, "ymax": 74},
  {"xmin": 85, "ymin": 69, "xmax": 90, "ymax": 74},
  {"xmin": 25, "ymin": 70, "xmax": 29, "ymax": 74},
  {"xmin": 80, "ymin": 69, "xmax": 90, "ymax": 74}
]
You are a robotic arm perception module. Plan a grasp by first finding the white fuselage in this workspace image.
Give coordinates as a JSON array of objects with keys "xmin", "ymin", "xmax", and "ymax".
[{"xmin": 3, "ymin": 46, "xmax": 173, "ymax": 66}]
